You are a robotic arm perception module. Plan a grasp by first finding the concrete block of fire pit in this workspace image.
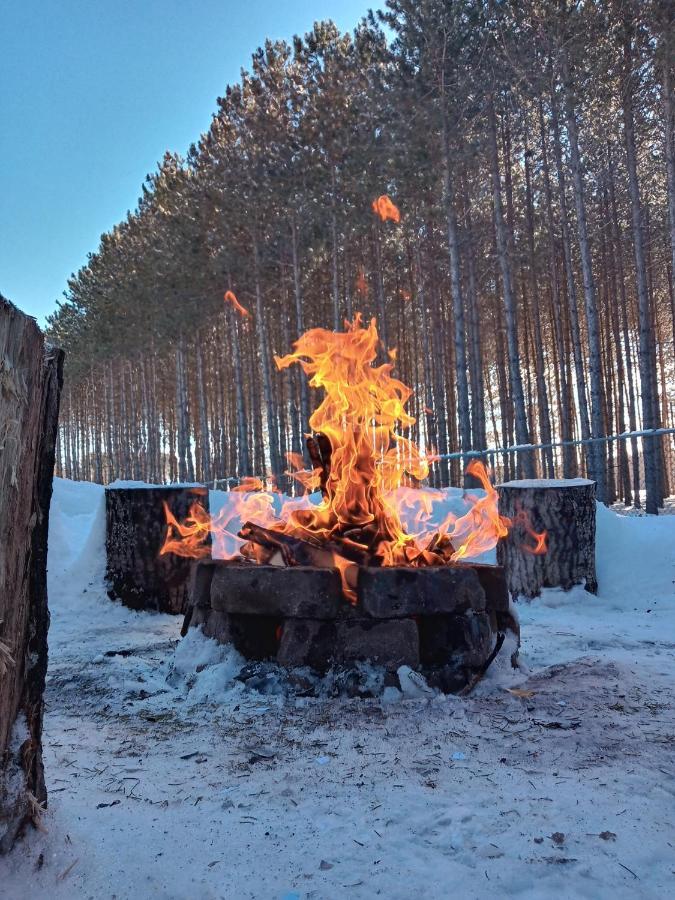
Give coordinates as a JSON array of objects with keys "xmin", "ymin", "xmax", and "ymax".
[
  {"xmin": 190, "ymin": 605, "xmax": 210, "ymax": 629},
  {"xmin": 188, "ymin": 560, "xmax": 218, "ymax": 608},
  {"xmin": 358, "ymin": 566, "xmax": 486, "ymax": 617},
  {"xmin": 200, "ymin": 609, "xmax": 233, "ymax": 644},
  {"xmin": 211, "ymin": 565, "xmax": 344, "ymax": 618},
  {"xmin": 276, "ymin": 619, "xmax": 334, "ymax": 669},
  {"xmin": 418, "ymin": 611, "xmax": 493, "ymax": 669},
  {"xmin": 456, "ymin": 563, "xmax": 509, "ymax": 612},
  {"xmin": 334, "ymin": 619, "xmax": 419, "ymax": 671},
  {"xmin": 276, "ymin": 618, "xmax": 419, "ymax": 672}
]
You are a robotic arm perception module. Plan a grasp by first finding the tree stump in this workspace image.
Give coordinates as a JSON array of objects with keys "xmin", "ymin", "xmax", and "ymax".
[
  {"xmin": 105, "ymin": 485, "xmax": 209, "ymax": 614},
  {"xmin": 497, "ymin": 478, "xmax": 597, "ymax": 599},
  {"xmin": 0, "ymin": 296, "xmax": 63, "ymax": 853}
]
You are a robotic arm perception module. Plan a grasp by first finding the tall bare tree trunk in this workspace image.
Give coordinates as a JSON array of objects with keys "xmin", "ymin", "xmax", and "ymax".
[
  {"xmin": 487, "ymin": 95, "xmax": 534, "ymax": 477},
  {"xmin": 550, "ymin": 88, "xmax": 592, "ymax": 479},
  {"xmin": 621, "ymin": 25, "xmax": 660, "ymax": 513},
  {"xmin": 524, "ymin": 139, "xmax": 554, "ymax": 476},
  {"xmin": 462, "ymin": 192, "xmax": 487, "ymax": 452},
  {"xmin": 442, "ymin": 116, "xmax": 472, "ymax": 473},
  {"xmin": 560, "ymin": 49, "xmax": 607, "ymax": 500},
  {"xmin": 195, "ymin": 339, "xmax": 211, "ymax": 483},
  {"xmin": 657, "ymin": 5, "xmax": 675, "ymax": 353},
  {"xmin": 290, "ymin": 220, "xmax": 311, "ymax": 460},
  {"xmin": 252, "ymin": 239, "xmax": 281, "ymax": 478},
  {"xmin": 539, "ymin": 99, "xmax": 573, "ymax": 476}
]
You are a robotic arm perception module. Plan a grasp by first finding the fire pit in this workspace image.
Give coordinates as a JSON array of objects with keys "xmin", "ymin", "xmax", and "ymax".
[
  {"xmin": 184, "ymin": 559, "xmax": 513, "ymax": 694},
  {"xmin": 163, "ymin": 315, "xmax": 535, "ymax": 695}
]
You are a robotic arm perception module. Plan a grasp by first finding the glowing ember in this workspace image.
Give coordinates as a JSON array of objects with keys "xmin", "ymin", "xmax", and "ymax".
[
  {"xmin": 371, "ymin": 195, "xmax": 401, "ymax": 223},
  {"xmin": 161, "ymin": 316, "xmax": 527, "ymax": 602},
  {"xmin": 223, "ymin": 290, "xmax": 250, "ymax": 318}
]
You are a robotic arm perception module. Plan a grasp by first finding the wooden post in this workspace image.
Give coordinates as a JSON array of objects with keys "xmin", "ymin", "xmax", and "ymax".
[
  {"xmin": 0, "ymin": 296, "xmax": 63, "ymax": 853},
  {"xmin": 497, "ymin": 478, "xmax": 598, "ymax": 599},
  {"xmin": 105, "ymin": 485, "xmax": 210, "ymax": 614}
]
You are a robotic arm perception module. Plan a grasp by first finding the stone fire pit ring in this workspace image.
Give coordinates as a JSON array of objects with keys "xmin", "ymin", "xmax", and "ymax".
[{"xmin": 184, "ymin": 561, "xmax": 516, "ymax": 694}]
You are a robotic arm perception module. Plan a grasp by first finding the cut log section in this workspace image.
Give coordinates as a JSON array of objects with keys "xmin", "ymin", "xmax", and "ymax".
[
  {"xmin": 0, "ymin": 296, "xmax": 63, "ymax": 853},
  {"xmin": 105, "ymin": 485, "xmax": 210, "ymax": 614},
  {"xmin": 497, "ymin": 478, "xmax": 597, "ymax": 599}
]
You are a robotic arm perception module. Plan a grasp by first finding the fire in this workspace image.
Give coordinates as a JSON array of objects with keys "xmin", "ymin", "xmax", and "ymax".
[
  {"xmin": 224, "ymin": 290, "xmax": 250, "ymax": 318},
  {"xmin": 372, "ymin": 195, "xmax": 401, "ymax": 223},
  {"xmin": 512, "ymin": 507, "xmax": 548, "ymax": 555},
  {"xmin": 161, "ymin": 316, "xmax": 525, "ymax": 602}
]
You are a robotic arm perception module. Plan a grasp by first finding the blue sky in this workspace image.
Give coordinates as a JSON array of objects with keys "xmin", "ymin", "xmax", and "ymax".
[{"xmin": 1, "ymin": 0, "xmax": 370, "ymax": 325}]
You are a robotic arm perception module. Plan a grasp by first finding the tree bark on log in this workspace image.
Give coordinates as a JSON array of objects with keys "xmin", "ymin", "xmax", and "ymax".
[
  {"xmin": 0, "ymin": 296, "xmax": 63, "ymax": 853},
  {"xmin": 497, "ymin": 479, "xmax": 597, "ymax": 599},
  {"xmin": 105, "ymin": 485, "xmax": 210, "ymax": 614}
]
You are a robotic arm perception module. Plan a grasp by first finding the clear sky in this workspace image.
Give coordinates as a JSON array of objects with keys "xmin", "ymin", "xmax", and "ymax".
[{"xmin": 0, "ymin": 0, "xmax": 371, "ymax": 326}]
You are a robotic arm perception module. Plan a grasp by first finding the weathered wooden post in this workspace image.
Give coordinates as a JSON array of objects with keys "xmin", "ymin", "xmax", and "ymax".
[
  {"xmin": 105, "ymin": 484, "xmax": 210, "ymax": 614},
  {"xmin": 0, "ymin": 296, "xmax": 63, "ymax": 852},
  {"xmin": 497, "ymin": 478, "xmax": 597, "ymax": 599}
]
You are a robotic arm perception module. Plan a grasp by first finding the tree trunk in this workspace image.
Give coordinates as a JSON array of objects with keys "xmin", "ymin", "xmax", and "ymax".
[
  {"xmin": 539, "ymin": 98, "xmax": 573, "ymax": 476},
  {"xmin": 105, "ymin": 486, "xmax": 209, "ymax": 614},
  {"xmin": 290, "ymin": 220, "xmax": 311, "ymax": 458},
  {"xmin": 195, "ymin": 339, "xmax": 211, "ymax": 484},
  {"xmin": 487, "ymin": 95, "xmax": 534, "ymax": 477},
  {"xmin": 443, "ymin": 115, "xmax": 472, "ymax": 472},
  {"xmin": 560, "ymin": 49, "xmax": 607, "ymax": 500},
  {"xmin": 658, "ymin": 11, "xmax": 675, "ymax": 358},
  {"xmin": 497, "ymin": 478, "xmax": 597, "ymax": 599},
  {"xmin": 0, "ymin": 296, "xmax": 63, "ymax": 853},
  {"xmin": 621, "ymin": 25, "xmax": 660, "ymax": 513},
  {"xmin": 252, "ymin": 239, "xmax": 281, "ymax": 478},
  {"xmin": 524, "ymin": 140, "xmax": 555, "ymax": 477}
]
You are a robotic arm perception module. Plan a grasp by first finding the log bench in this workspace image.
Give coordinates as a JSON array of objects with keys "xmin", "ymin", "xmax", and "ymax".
[{"xmin": 497, "ymin": 478, "xmax": 597, "ymax": 599}]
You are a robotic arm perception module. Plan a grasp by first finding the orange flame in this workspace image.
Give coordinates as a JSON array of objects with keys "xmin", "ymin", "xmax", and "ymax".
[
  {"xmin": 224, "ymin": 290, "xmax": 250, "ymax": 318},
  {"xmin": 512, "ymin": 507, "xmax": 548, "ymax": 555},
  {"xmin": 160, "ymin": 500, "xmax": 212, "ymax": 559},
  {"xmin": 372, "ymin": 195, "xmax": 401, "ymax": 223},
  {"xmin": 161, "ymin": 316, "xmax": 521, "ymax": 603}
]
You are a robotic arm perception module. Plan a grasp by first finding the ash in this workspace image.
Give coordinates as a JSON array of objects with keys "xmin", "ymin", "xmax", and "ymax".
[{"xmin": 3, "ymin": 478, "xmax": 674, "ymax": 900}]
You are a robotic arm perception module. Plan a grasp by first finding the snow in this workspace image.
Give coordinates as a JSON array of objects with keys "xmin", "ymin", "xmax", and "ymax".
[{"xmin": 2, "ymin": 478, "xmax": 675, "ymax": 898}]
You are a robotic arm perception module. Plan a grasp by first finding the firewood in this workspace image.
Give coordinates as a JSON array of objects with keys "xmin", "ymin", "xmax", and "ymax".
[
  {"xmin": 239, "ymin": 522, "xmax": 333, "ymax": 568},
  {"xmin": 306, "ymin": 432, "xmax": 331, "ymax": 495}
]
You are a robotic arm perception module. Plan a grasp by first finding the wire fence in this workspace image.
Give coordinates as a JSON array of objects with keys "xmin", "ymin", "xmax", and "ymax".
[{"xmin": 212, "ymin": 427, "xmax": 675, "ymax": 512}]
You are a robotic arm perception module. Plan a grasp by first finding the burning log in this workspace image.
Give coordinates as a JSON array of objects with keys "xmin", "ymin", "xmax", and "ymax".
[
  {"xmin": 239, "ymin": 521, "xmax": 334, "ymax": 568},
  {"xmin": 306, "ymin": 432, "xmax": 331, "ymax": 496},
  {"xmin": 497, "ymin": 478, "xmax": 597, "ymax": 599},
  {"xmin": 0, "ymin": 297, "xmax": 63, "ymax": 852},
  {"xmin": 105, "ymin": 485, "xmax": 210, "ymax": 614}
]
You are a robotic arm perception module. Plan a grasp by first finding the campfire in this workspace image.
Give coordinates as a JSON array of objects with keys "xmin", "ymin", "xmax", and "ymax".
[{"xmin": 161, "ymin": 315, "xmax": 541, "ymax": 693}]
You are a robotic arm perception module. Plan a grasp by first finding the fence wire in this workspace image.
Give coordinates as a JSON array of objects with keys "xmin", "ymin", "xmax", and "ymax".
[
  {"xmin": 213, "ymin": 427, "xmax": 675, "ymax": 509},
  {"xmin": 433, "ymin": 427, "xmax": 675, "ymax": 462}
]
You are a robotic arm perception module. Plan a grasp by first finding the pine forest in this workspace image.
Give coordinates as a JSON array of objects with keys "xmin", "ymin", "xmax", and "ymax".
[{"xmin": 47, "ymin": 0, "xmax": 675, "ymax": 514}]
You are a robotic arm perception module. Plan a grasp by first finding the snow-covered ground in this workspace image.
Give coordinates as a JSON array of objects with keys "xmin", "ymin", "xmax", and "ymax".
[{"xmin": 2, "ymin": 478, "xmax": 675, "ymax": 899}]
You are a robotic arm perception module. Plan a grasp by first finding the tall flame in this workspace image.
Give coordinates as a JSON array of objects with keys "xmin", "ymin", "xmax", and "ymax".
[{"xmin": 161, "ymin": 316, "xmax": 521, "ymax": 602}]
